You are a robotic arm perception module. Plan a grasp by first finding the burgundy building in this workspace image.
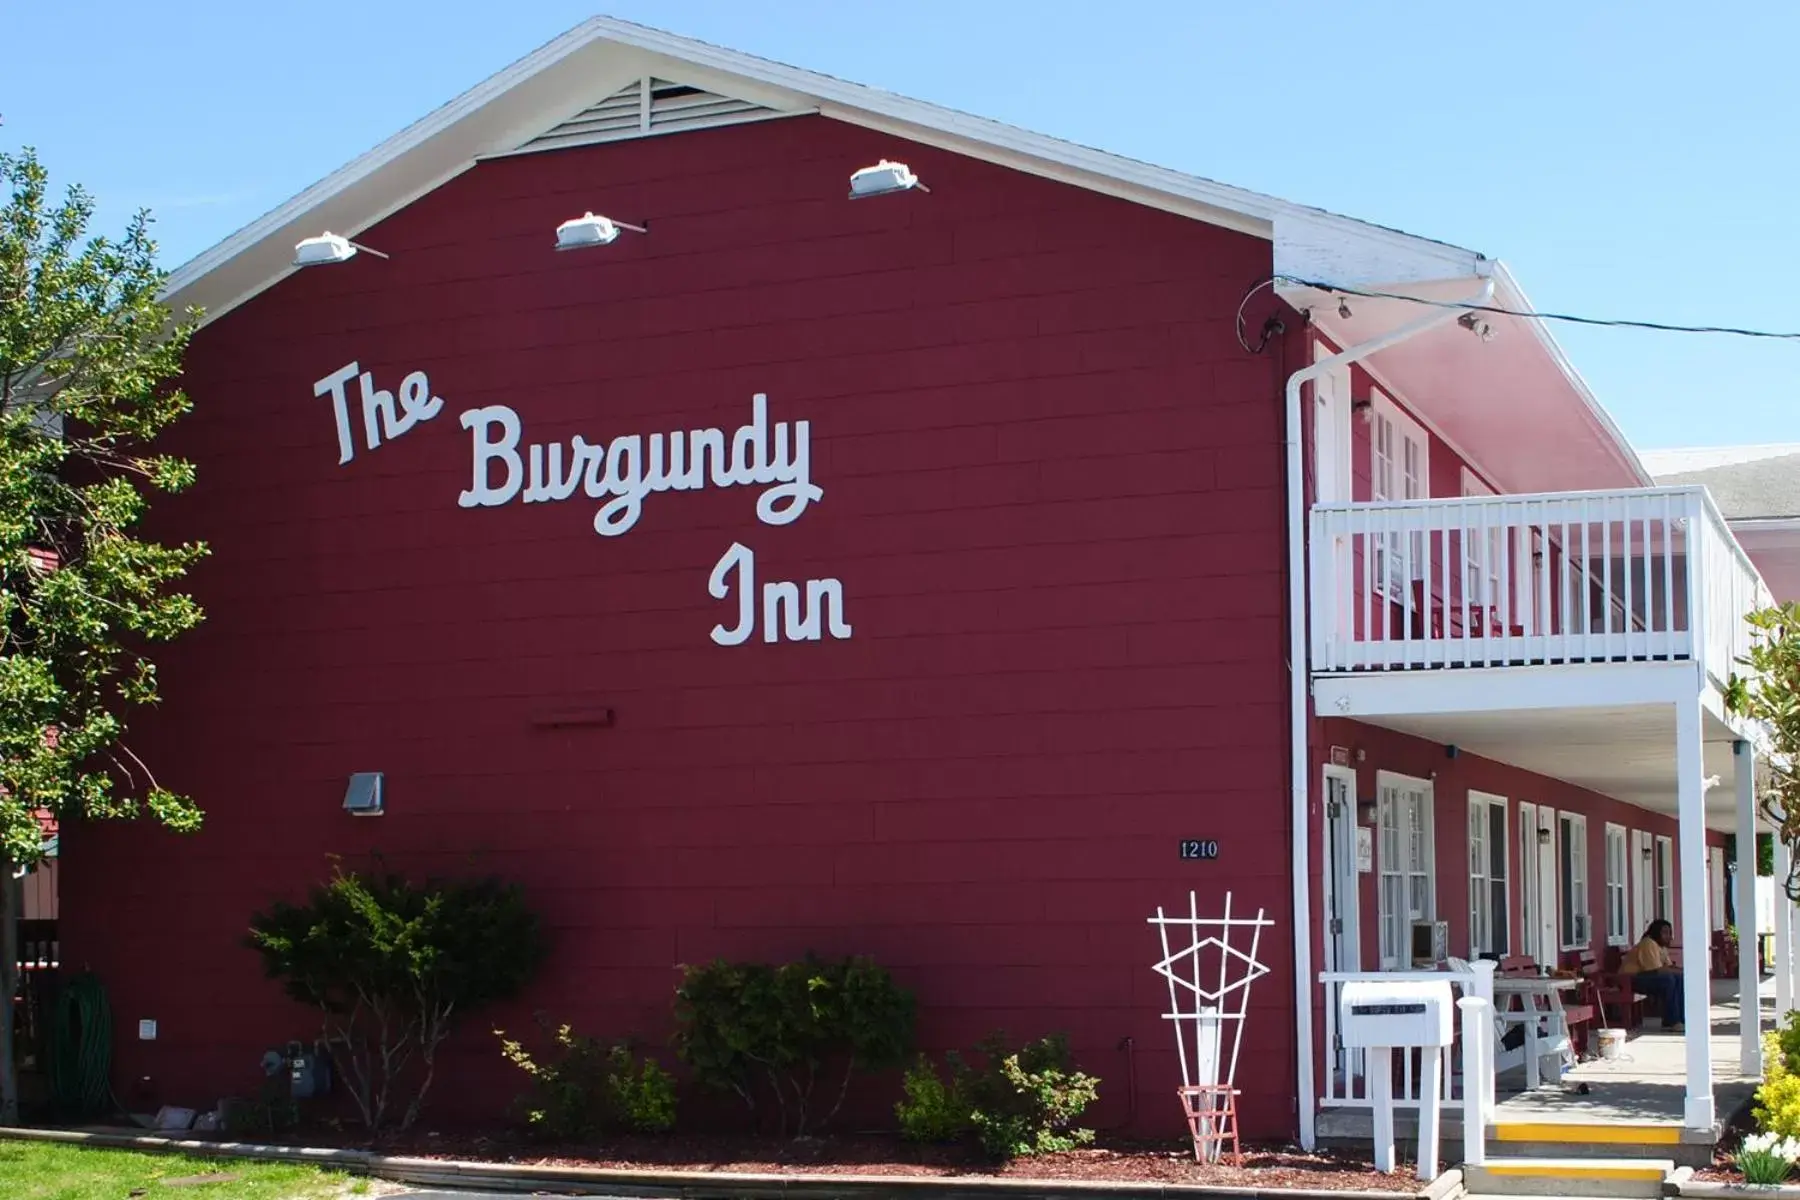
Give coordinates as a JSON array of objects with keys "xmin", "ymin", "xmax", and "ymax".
[{"xmin": 59, "ymin": 18, "xmax": 1766, "ymax": 1147}]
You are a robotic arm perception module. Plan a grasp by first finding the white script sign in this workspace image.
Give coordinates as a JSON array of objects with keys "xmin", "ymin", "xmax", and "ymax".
[{"xmin": 310, "ymin": 361, "xmax": 849, "ymax": 645}]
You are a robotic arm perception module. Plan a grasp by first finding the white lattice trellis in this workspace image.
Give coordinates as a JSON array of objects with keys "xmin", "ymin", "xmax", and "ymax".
[{"xmin": 1148, "ymin": 891, "xmax": 1273, "ymax": 1163}]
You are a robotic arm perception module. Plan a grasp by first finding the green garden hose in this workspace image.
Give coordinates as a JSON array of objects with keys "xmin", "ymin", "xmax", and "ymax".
[{"xmin": 47, "ymin": 972, "xmax": 111, "ymax": 1119}]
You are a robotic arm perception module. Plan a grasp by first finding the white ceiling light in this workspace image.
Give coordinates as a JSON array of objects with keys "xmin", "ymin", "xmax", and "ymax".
[
  {"xmin": 849, "ymin": 160, "xmax": 928, "ymax": 199},
  {"xmin": 554, "ymin": 212, "xmax": 648, "ymax": 251},
  {"xmin": 293, "ymin": 232, "xmax": 389, "ymax": 267}
]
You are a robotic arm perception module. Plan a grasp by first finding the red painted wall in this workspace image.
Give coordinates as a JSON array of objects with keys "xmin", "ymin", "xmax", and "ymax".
[{"xmin": 58, "ymin": 116, "xmax": 1299, "ymax": 1137}]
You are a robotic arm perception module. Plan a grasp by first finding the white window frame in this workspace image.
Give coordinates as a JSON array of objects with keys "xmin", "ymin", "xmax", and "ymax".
[
  {"xmin": 1655, "ymin": 835, "xmax": 1675, "ymax": 931},
  {"xmin": 1377, "ymin": 771, "xmax": 1436, "ymax": 969},
  {"xmin": 1558, "ymin": 811, "xmax": 1591, "ymax": 951},
  {"xmin": 1469, "ymin": 792, "xmax": 1511, "ymax": 958},
  {"xmin": 1604, "ymin": 823, "xmax": 1630, "ymax": 946},
  {"xmin": 1369, "ymin": 391, "xmax": 1430, "ymax": 598}
]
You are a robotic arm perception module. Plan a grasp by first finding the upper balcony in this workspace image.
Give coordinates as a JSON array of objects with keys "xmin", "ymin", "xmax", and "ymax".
[{"xmin": 1308, "ymin": 485, "xmax": 1771, "ymax": 694}]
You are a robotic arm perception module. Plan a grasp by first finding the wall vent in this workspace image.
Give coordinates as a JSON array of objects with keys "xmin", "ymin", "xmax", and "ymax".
[{"xmin": 514, "ymin": 78, "xmax": 804, "ymax": 155}]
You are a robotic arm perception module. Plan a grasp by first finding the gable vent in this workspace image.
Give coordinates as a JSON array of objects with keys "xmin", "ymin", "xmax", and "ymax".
[{"xmin": 513, "ymin": 78, "xmax": 803, "ymax": 155}]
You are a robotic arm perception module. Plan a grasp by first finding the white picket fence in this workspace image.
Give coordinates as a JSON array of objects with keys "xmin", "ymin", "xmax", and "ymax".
[{"xmin": 1319, "ymin": 968, "xmax": 1489, "ymax": 1109}]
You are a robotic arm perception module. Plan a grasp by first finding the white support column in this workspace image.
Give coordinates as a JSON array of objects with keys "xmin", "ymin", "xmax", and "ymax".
[
  {"xmin": 1778, "ymin": 838, "xmax": 1794, "ymax": 1019},
  {"xmin": 1737, "ymin": 739, "xmax": 1762, "ymax": 1076},
  {"xmin": 1676, "ymin": 695, "xmax": 1714, "ymax": 1131}
]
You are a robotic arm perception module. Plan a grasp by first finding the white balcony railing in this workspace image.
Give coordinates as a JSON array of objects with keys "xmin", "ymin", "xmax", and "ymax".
[{"xmin": 1309, "ymin": 485, "xmax": 1771, "ymax": 685}]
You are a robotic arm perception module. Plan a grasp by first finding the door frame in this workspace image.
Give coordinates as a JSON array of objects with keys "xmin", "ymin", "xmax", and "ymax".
[{"xmin": 1322, "ymin": 764, "xmax": 1361, "ymax": 975}]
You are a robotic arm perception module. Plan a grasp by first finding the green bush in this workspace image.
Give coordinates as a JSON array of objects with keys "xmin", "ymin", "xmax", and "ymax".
[
  {"xmin": 896, "ymin": 1033, "xmax": 1099, "ymax": 1159},
  {"xmin": 1757, "ymin": 1012, "xmax": 1800, "ymax": 1137},
  {"xmin": 247, "ymin": 866, "xmax": 545, "ymax": 1133},
  {"xmin": 673, "ymin": 954, "xmax": 914, "ymax": 1136},
  {"xmin": 895, "ymin": 1055, "xmax": 969, "ymax": 1143},
  {"xmin": 498, "ymin": 1016, "xmax": 676, "ymax": 1138}
]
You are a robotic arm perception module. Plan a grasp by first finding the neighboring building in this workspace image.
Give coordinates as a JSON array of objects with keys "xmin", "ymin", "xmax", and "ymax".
[
  {"xmin": 58, "ymin": 17, "xmax": 1765, "ymax": 1148},
  {"xmin": 1644, "ymin": 445, "xmax": 1800, "ymax": 602}
]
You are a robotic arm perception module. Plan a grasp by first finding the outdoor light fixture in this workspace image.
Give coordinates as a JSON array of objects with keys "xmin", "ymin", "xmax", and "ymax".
[
  {"xmin": 554, "ymin": 212, "xmax": 648, "ymax": 251},
  {"xmin": 1457, "ymin": 311, "xmax": 1496, "ymax": 342},
  {"xmin": 1352, "ymin": 396, "xmax": 1373, "ymax": 424},
  {"xmin": 1337, "ymin": 298, "xmax": 1353, "ymax": 320},
  {"xmin": 343, "ymin": 772, "xmax": 384, "ymax": 817},
  {"xmin": 1643, "ymin": 844, "xmax": 1655, "ymax": 860},
  {"xmin": 849, "ymin": 159, "xmax": 928, "ymax": 199},
  {"xmin": 293, "ymin": 232, "xmax": 389, "ymax": 267},
  {"xmin": 1538, "ymin": 827, "xmax": 1553, "ymax": 846}
]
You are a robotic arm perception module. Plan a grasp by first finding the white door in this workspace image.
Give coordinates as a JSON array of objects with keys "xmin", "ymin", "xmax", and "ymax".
[
  {"xmin": 1633, "ymin": 830, "xmax": 1655, "ymax": 939},
  {"xmin": 1322, "ymin": 767, "xmax": 1360, "ymax": 974},
  {"xmin": 1377, "ymin": 773, "xmax": 1435, "ymax": 968},
  {"xmin": 1519, "ymin": 802, "xmax": 1540, "ymax": 961},
  {"xmin": 1539, "ymin": 814, "xmax": 1560, "ymax": 961}
]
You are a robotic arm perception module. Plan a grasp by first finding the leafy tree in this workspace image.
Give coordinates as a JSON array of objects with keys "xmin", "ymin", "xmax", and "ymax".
[
  {"xmin": 0, "ymin": 148, "xmax": 206, "ymax": 1121},
  {"xmin": 1728, "ymin": 603, "xmax": 1800, "ymax": 899},
  {"xmin": 247, "ymin": 867, "xmax": 547, "ymax": 1134}
]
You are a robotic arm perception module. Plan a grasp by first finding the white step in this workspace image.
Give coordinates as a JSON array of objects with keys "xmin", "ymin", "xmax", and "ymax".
[{"xmin": 1463, "ymin": 1156, "xmax": 1674, "ymax": 1198}]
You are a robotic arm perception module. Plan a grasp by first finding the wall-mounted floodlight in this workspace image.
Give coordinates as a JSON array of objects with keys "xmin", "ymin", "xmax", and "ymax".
[
  {"xmin": 293, "ymin": 232, "xmax": 390, "ymax": 267},
  {"xmin": 343, "ymin": 771, "xmax": 384, "ymax": 817},
  {"xmin": 554, "ymin": 212, "xmax": 649, "ymax": 251},
  {"xmin": 849, "ymin": 160, "xmax": 928, "ymax": 199}
]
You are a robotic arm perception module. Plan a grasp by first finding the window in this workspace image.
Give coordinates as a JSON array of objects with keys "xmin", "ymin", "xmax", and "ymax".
[
  {"xmin": 1370, "ymin": 391, "xmax": 1429, "ymax": 596},
  {"xmin": 1469, "ymin": 793, "xmax": 1510, "ymax": 957},
  {"xmin": 1558, "ymin": 812, "xmax": 1590, "ymax": 950},
  {"xmin": 1378, "ymin": 773, "xmax": 1435, "ymax": 968},
  {"xmin": 1655, "ymin": 835, "xmax": 1674, "ymax": 930},
  {"xmin": 1605, "ymin": 824, "xmax": 1629, "ymax": 946},
  {"xmin": 1460, "ymin": 468, "xmax": 1505, "ymax": 614}
]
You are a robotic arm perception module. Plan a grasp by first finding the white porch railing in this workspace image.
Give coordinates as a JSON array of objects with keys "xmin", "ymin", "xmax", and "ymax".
[
  {"xmin": 1309, "ymin": 485, "xmax": 1771, "ymax": 686},
  {"xmin": 1319, "ymin": 968, "xmax": 1486, "ymax": 1109}
]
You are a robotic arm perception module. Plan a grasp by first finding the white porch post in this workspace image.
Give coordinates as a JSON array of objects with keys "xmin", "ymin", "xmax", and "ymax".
[
  {"xmin": 1737, "ymin": 739, "xmax": 1761, "ymax": 1075},
  {"xmin": 1676, "ymin": 695, "xmax": 1714, "ymax": 1131},
  {"xmin": 1777, "ymin": 837, "xmax": 1794, "ymax": 1019}
]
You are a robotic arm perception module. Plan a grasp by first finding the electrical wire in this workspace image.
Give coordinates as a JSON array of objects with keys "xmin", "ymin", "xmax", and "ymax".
[{"xmin": 1275, "ymin": 275, "xmax": 1800, "ymax": 342}]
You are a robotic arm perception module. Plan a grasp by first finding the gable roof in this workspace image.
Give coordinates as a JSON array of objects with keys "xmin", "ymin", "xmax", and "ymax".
[
  {"xmin": 162, "ymin": 15, "xmax": 1490, "ymax": 323},
  {"xmin": 1643, "ymin": 445, "xmax": 1800, "ymax": 521}
]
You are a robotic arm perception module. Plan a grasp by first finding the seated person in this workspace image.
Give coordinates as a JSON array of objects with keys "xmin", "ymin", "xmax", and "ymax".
[{"xmin": 1619, "ymin": 919, "xmax": 1683, "ymax": 1033}]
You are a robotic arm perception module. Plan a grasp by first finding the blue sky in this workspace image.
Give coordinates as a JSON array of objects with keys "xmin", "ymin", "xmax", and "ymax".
[{"xmin": 8, "ymin": 1, "xmax": 1797, "ymax": 451}]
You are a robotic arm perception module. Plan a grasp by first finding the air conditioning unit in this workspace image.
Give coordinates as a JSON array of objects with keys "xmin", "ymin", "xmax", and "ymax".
[{"xmin": 1411, "ymin": 920, "xmax": 1449, "ymax": 967}]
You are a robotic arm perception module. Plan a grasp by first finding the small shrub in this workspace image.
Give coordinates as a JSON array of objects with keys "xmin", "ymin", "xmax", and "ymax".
[
  {"xmin": 673, "ymin": 954, "xmax": 914, "ymax": 1136},
  {"xmin": 606, "ymin": 1042, "xmax": 678, "ymax": 1133},
  {"xmin": 963, "ymin": 1032, "xmax": 1099, "ymax": 1158},
  {"xmin": 248, "ymin": 867, "xmax": 545, "ymax": 1133},
  {"xmin": 1739, "ymin": 1132, "xmax": 1800, "ymax": 1185},
  {"xmin": 1756, "ymin": 1014, "xmax": 1800, "ymax": 1138},
  {"xmin": 498, "ymin": 1016, "xmax": 677, "ymax": 1138},
  {"xmin": 895, "ymin": 1055, "xmax": 969, "ymax": 1143},
  {"xmin": 897, "ymin": 1033, "xmax": 1098, "ymax": 1159}
]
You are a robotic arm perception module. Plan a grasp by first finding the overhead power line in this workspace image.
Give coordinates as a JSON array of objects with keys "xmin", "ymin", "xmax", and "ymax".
[{"xmin": 1276, "ymin": 275, "xmax": 1800, "ymax": 342}]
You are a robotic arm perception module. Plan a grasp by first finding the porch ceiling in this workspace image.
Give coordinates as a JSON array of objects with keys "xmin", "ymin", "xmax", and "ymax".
[
  {"xmin": 1350, "ymin": 704, "xmax": 1748, "ymax": 831},
  {"xmin": 1279, "ymin": 270, "xmax": 1648, "ymax": 496}
]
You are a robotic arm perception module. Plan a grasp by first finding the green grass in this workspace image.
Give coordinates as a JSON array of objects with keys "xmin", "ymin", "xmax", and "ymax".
[{"xmin": 0, "ymin": 1139, "xmax": 364, "ymax": 1200}]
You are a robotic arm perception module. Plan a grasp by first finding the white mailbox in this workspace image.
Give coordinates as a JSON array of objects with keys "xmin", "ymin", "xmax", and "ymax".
[
  {"xmin": 1338, "ymin": 978, "xmax": 1457, "ymax": 1181},
  {"xmin": 1339, "ymin": 979, "xmax": 1455, "ymax": 1049}
]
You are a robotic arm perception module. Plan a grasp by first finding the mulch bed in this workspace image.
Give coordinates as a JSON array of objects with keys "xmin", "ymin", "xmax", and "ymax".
[
  {"xmin": 149, "ymin": 1127, "xmax": 1427, "ymax": 1192},
  {"xmin": 1691, "ymin": 1098, "xmax": 1756, "ymax": 1185}
]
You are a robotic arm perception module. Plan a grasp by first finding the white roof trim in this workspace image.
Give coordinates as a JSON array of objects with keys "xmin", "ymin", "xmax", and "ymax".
[{"xmin": 162, "ymin": 15, "xmax": 1489, "ymax": 322}]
